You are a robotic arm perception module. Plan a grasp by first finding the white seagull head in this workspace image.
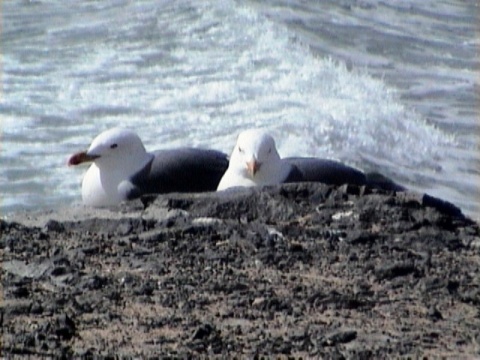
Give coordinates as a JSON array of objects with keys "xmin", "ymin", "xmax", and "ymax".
[
  {"xmin": 68, "ymin": 127, "xmax": 151, "ymax": 207},
  {"xmin": 217, "ymin": 129, "xmax": 289, "ymax": 190},
  {"xmin": 68, "ymin": 127, "xmax": 147, "ymax": 169}
]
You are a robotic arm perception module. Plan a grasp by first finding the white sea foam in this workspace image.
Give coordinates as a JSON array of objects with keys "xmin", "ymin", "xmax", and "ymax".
[{"xmin": 1, "ymin": 0, "xmax": 478, "ymax": 219}]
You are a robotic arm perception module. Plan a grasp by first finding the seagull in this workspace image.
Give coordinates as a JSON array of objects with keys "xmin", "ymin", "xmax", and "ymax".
[
  {"xmin": 217, "ymin": 129, "xmax": 291, "ymax": 190},
  {"xmin": 68, "ymin": 127, "xmax": 229, "ymax": 207},
  {"xmin": 217, "ymin": 129, "xmax": 405, "ymax": 192}
]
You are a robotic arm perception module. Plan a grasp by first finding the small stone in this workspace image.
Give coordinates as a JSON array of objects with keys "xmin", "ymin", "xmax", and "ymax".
[{"xmin": 427, "ymin": 306, "xmax": 443, "ymax": 321}]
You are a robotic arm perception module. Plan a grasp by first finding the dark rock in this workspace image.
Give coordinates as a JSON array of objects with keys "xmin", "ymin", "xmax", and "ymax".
[
  {"xmin": 1, "ymin": 182, "xmax": 479, "ymax": 358},
  {"xmin": 11, "ymin": 286, "xmax": 30, "ymax": 298},
  {"xmin": 307, "ymin": 290, "xmax": 369, "ymax": 310},
  {"xmin": 427, "ymin": 306, "xmax": 443, "ymax": 321},
  {"xmin": 345, "ymin": 231, "xmax": 380, "ymax": 245},
  {"xmin": 44, "ymin": 219, "xmax": 65, "ymax": 232},
  {"xmin": 460, "ymin": 288, "xmax": 480, "ymax": 306},
  {"xmin": 192, "ymin": 323, "xmax": 215, "ymax": 340},
  {"xmin": 54, "ymin": 314, "xmax": 76, "ymax": 340},
  {"xmin": 3, "ymin": 301, "xmax": 33, "ymax": 317},
  {"xmin": 375, "ymin": 261, "xmax": 417, "ymax": 280},
  {"xmin": 447, "ymin": 280, "xmax": 460, "ymax": 294},
  {"xmin": 30, "ymin": 302, "xmax": 43, "ymax": 315},
  {"xmin": 320, "ymin": 329, "xmax": 357, "ymax": 346}
]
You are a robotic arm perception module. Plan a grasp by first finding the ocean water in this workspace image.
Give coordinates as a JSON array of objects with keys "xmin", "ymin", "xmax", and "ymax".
[{"xmin": 1, "ymin": 0, "xmax": 479, "ymax": 220}]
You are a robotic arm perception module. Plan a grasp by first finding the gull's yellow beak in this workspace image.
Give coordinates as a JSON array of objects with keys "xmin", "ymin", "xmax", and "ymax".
[
  {"xmin": 68, "ymin": 151, "xmax": 100, "ymax": 166},
  {"xmin": 246, "ymin": 159, "xmax": 261, "ymax": 177}
]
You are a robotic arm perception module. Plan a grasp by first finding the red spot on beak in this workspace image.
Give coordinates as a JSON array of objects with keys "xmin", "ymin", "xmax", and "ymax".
[
  {"xmin": 67, "ymin": 151, "xmax": 100, "ymax": 166},
  {"xmin": 246, "ymin": 159, "xmax": 261, "ymax": 177}
]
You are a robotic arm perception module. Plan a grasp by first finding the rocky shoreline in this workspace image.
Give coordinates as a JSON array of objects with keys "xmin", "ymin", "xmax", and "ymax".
[{"xmin": 2, "ymin": 183, "xmax": 480, "ymax": 358}]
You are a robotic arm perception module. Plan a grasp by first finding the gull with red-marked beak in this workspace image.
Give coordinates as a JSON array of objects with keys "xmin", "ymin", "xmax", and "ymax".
[{"xmin": 68, "ymin": 127, "xmax": 229, "ymax": 207}]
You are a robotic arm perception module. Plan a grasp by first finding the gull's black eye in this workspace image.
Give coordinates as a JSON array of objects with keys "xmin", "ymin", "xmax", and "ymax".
[
  {"xmin": 110, "ymin": 143, "xmax": 118, "ymax": 149},
  {"xmin": 268, "ymin": 147, "xmax": 272, "ymax": 154},
  {"xmin": 238, "ymin": 147, "xmax": 243, "ymax": 153}
]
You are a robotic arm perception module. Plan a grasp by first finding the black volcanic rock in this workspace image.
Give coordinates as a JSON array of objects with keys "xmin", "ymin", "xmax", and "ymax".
[{"xmin": 1, "ymin": 183, "xmax": 479, "ymax": 358}]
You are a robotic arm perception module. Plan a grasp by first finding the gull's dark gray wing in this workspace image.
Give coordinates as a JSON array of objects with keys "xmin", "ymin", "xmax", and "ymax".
[
  {"xmin": 282, "ymin": 157, "xmax": 405, "ymax": 191},
  {"xmin": 126, "ymin": 148, "xmax": 229, "ymax": 199},
  {"xmin": 282, "ymin": 157, "xmax": 367, "ymax": 186}
]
